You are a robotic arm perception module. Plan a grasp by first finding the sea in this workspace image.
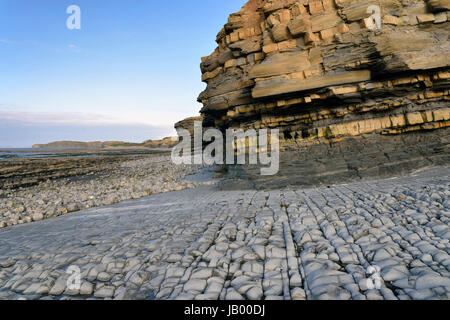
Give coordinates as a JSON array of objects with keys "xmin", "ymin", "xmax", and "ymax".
[
  {"xmin": 0, "ymin": 147, "xmax": 168, "ymax": 160},
  {"xmin": 0, "ymin": 148, "xmax": 63, "ymax": 160}
]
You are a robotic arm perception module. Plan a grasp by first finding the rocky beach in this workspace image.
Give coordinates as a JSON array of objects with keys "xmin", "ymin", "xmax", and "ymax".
[
  {"xmin": 0, "ymin": 149, "xmax": 206, "ymax": 228},
  {"xmin": 0, "ymin": 0, "xmax": 449, "ymax": 302},
  {"xmin": 0, "ymin": 166, "xmax": 448, "ymax": 300}
]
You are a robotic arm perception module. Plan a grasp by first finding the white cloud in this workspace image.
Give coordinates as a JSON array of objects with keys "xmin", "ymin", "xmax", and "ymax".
[
  {"xmin": 68, "ymin": 43, "xmax": 81, "ymax": 52},
  {"xmin": 0, "ymin": 110, "xmax": 166, "ymax": 127}
]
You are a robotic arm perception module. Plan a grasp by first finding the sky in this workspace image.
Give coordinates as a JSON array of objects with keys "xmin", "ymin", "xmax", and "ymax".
[{"xmin": 0, "ymin": 0, "xmax": 246, "ymax": 147}]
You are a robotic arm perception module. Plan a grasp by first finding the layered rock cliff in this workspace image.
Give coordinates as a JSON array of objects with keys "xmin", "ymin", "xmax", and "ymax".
[
  {"xmin": 197, "ymin": 0, "xmax": 450, "ymax": 188},
  {"xmin": 175, "ymin": 116, "xmax": 204, "ymax": 135}
]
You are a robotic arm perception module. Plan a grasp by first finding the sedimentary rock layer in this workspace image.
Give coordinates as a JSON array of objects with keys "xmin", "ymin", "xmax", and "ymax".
[
  {"xmin": 222, "ymin": 127, "xmax": 449, "ymax": 189},
  {"xmin": 175, "ymin": 116, "xmax": 204, "ymax": 135},
  {"xmin": 197, "ymin": 0, "xmax": 449, "ymax": 186},
  {"xmin": 198, "ymin": 0, "xmax": 449, "ymax": 145}
]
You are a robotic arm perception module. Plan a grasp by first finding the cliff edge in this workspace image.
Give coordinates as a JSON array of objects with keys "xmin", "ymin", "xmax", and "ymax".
[{"xmin": 198, "ymin": 0, "xmax": 450, "ymax": 188}]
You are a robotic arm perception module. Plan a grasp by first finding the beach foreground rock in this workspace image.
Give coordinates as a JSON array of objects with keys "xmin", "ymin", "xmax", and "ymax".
[
  {"xmin": 0, "ymin": 153, "xmax": 206, "ymax": 228},
  {"xmin": 0, "ymin": 167, "xmax": 448, "ymax": 300}
]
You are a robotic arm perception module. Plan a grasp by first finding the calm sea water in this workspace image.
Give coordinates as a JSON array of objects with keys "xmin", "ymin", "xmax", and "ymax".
[
  {"xmin": 0, "ymin": 148, "xmax": 167, "ymax": 160},
  {"xmin": 0, "ymin": 148, "xmax": 59, "ymax": 160}
]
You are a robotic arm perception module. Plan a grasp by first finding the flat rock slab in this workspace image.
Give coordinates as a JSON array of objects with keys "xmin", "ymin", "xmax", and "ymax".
[{"xmin": 0, "ymin": 167, "xmax": 449, "ymax": 300}]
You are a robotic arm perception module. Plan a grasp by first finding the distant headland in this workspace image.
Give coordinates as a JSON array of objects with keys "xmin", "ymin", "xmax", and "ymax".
[{"xmin": 32, "ymin": 137, "xmax": 178, "ymax": 149}]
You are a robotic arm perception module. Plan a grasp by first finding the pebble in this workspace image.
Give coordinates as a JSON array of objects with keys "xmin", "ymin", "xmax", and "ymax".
[
  {"xmin": 415, "ymin": 274, "xmax": 450, "ymax": 290},
  {"xmin": 0, "ymin": 155, "xmax": 205, "ymax": 228},
  {"xmin": 97, "ymin": 272, "xmax": 112, "ymax": 282},
  {"xmin": 246, "ymin": 286, "xmax": 263, "ymax": 300},
  {"xmin": 49, "ymin": 279, "xmax": 67, "ymax": 296},
  {"xmin": 226, "ymin": 288, "xmax": 244, "ymax": 300},
  {"xmin": 94, "ymin": 286, "xmax": 115, "ymax": 298},
  {"xmin": 184, "ymin": 280, "xmax": 207, "ymax": 292},
  {"xmin": 80, "ymin": 282, "xmax": 94, "ymax": 295},
  {"xmin": 381, "ymin": 265, "xmax": 409, "ymax": 282},
  {"xmin": 190, "ymin": 269, "xmax": 213, "ymax": 280},
  {"xmin": 129, "ymin": 271, "xmax": 148, "ymax": 286}
]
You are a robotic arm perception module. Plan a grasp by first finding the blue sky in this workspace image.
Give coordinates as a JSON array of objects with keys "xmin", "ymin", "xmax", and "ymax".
[{"xmin": 0, "ymin": 0, "xmax": 245, "ymax": 147}]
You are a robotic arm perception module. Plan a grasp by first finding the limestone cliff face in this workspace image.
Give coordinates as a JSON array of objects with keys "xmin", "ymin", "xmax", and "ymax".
[
  {"xmin": 199, "ymin": 0, "xmax": 449, "ymax": 147},
  {"xmin": 197, "ymin": 0, "xmax": 449, "ymax": 187},
  {"xmin": 175, "ymin": 116, "xmax": 204, "ymax": 135}
]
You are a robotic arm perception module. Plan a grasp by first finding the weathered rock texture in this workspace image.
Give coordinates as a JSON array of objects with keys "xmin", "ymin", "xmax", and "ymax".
[
  {"xmin": 142, "ymin": 137, "xmax": 179, "ymax": 149},
  {"xmin": 175, "ymin": 116, "xmax": 204, "ymax": 135},
  {"xmin": 198, "ymin": 0, "xmax": 450, "ymax": 188}
]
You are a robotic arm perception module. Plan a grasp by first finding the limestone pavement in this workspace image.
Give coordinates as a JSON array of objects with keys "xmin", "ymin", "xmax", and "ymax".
[{"xmin": 0, "ymin": 167, "xmax": 449, "ymax": 300}]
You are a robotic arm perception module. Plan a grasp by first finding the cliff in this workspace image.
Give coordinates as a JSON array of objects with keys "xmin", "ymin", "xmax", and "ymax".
[
  {"xmin": 198, "ymin": 0, "xmax": 450, "ymax": 188},
  {"xmin": 33, "ymin": 138, "xmax": 178, "ymax": 149},
  {"xmin": 175, "ymin": 116, "xmax": 204, "ymax": 135},
  {"xmin": 32, "ymin": 141, "xmax": 128, "ymax": 149}
]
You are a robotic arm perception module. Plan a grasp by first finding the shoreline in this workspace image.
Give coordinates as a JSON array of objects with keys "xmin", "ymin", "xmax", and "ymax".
[
  {"xmin": 0, "ymin": 147, "xmax": 172, "ymax": 160},
  {"xmin": 0, "ymin": 166, "xmax": 448, "ymax": 300},
  {"xmin": 0, "ymin": 151, "xmax": 212, "ymax": 229}
]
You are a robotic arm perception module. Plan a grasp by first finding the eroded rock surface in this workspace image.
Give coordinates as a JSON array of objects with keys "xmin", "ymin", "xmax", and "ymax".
[
  {"xmin": 198, "ymin": 0, "xmax": 449, "ymax": 186},
  {"xmin": 0, "ymin": 154, "xmax": 205, "ymax": 229},
  {"xmin": 0, "ymin": 167, "xmax": 448, "ymax": 300}
]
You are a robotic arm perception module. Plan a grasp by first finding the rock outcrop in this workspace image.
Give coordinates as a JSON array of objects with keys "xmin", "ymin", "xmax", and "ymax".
[
  {"xmin": 198, "ymin": 0, "xmax": 449, "ymax": 188},
  {"xmin": 174, "ymin": 116, "xmax": 204, "ymax": 135},
  {"xmin": 33, "ymin": 138, "xmax": 178, "ymax": 150},
  {"xmin": 142, "ymin": 137, "xmax": 179, "ymax": 148}
]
